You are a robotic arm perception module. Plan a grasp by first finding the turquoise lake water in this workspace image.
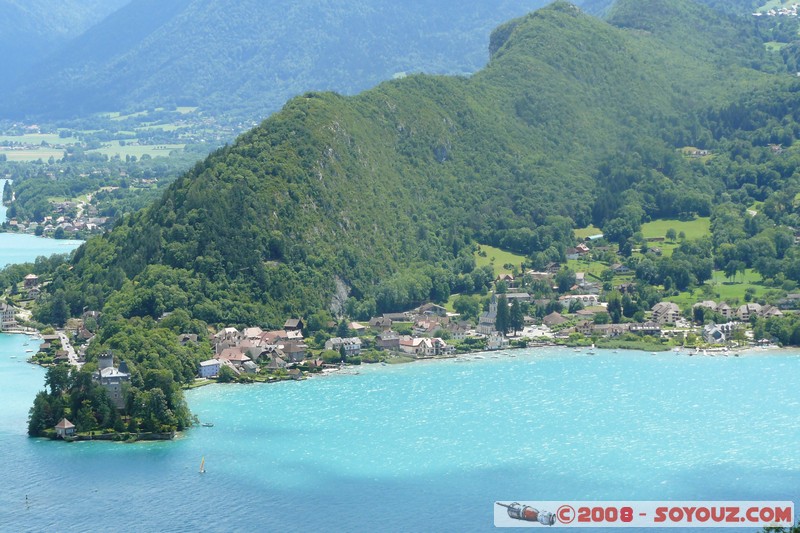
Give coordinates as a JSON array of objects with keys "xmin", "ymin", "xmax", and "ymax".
[
  {"xmin": 0, "ymin": 331, "xmax": 798, "ymax": 532},
  {"xmin": 0, "ymin": 178, "xmax": 83, "ymax": 267}
]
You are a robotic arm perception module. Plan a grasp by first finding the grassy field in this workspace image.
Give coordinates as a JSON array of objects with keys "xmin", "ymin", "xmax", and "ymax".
[
  {"xmin": 566, "ymin": 258, "xmax": 610, "ymax": 278},
  {"xmin": 641, "ymin": 217, "xmax": 710, "ymax": 240},
  {"xmin": 88, "ymin": 143, "xmax": 185, "ymax": 158},
  {"xmin": 474, "ymin": 245, "xmax": 527, "ymax": 276},
  {"xmin": 108, "ymin": 110, "xmax": 149, "ymax": 121},
  {"xmin": 765, "ymin": 41, "xmax": 788, "ymax": 52},
  {"xmin": 756, "ymin": 0, "xmax": 796, "ymax": 12},
  {"xmin": 1, "ymin": 149, "xmax": 65, "ymax": 162},
  {"xmin": 0, "ymin": 133, "xmax": 79, "ymax": 145},
  {"xmin": 679, "ymin": 146, "xmax": 715, "ymax": 163},
  {"xmin": 136, "ymin": 124, "xmax": 182, "ymax": 132},
  {"xmin": 639, "ymin": 217, "xmax": 711, "ymax": 257},
  {"xmin": 574, "ymin": 224, "xmax": 602, "ymax": 239},
  {"xmin": 667, "ymin": 268, "xmax": 768, "ymax": 307}
]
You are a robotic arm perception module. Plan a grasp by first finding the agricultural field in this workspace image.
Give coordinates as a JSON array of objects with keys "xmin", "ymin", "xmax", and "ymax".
[
  {"xmin": 0, "ymin": 133, "xmax": 79, "ymax": 145},
  {"xmin": 0, "ymin": 148, "xmax": 66, "ymax": 162},
  {"xmin": 474, "ymin": 245, "xmax": 527, "ymax": 277},
  {"xmin": 87, "ymin": 143, "xmax": 185, "ymax": 159}
]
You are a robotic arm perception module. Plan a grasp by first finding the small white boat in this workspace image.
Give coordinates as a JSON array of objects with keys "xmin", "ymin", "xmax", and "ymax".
[{"xmin": 473, "ymin": 355, "xmax": 486, "ymax": 360}]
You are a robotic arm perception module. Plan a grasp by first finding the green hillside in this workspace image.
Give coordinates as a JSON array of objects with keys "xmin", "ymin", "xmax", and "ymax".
[{"xmin": 33, "ymin": 0, "xmax": 780, "ymax": 330}]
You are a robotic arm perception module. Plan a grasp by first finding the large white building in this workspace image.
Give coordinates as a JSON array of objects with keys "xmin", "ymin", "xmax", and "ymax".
[
  {"xmin": 325, "ymin": 337, "xmax": 362, "ymax": 356},
  {"xmin": 0, "ymin": 302, "xmax": 17, "ymax": 331}
]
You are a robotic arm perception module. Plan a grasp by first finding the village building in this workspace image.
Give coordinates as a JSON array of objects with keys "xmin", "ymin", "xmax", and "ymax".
[
  {"xmin": 349, "ymin": 322, "xmax": 367, "ymax": 333},
  {"xmin": 505, "ymin": 292, "xmax": 533, "ymax": 303},
  {"xmin": 617, "ymin": 283, "xmax": 636, "ymax": 295},
  {"xmin": 93, "ymin": 353, "xmax": 130, "ymax": 410},
  {"xmin": 559, "ymin": 294, "xmax": 599, "ymax": 309},
  {"xmin": 398, "ymin": 336, "xmax": 452, "ymax": 357},
  {"xmin": 651, "ymin": 302, "xmax": 681, "ymax": 324},
  {"xmin": 215, "ymin": 327, "xmax": 241, "ymax": 344},
  {"xmin": 703, "ymin": 324, "xmax": 726, "ymax": 344},
  {"xmin": 717, "ymin": 302, "xmax": 734, "ymax": 319},
  {"xmin": 26, "ymin": 286, "xmax": 41, "ymax": 300},
  {"xmin": 417, "ymin": 303, "xmax": 448, "ymax": 317},
  {"xmin": 776, "ymin": 293, "xmax": 800, "ymax": 309},
  {"xmin": 738, "ymin": 303, "xmax": 762, "ymax": 321},
  {"xmin": 629, "ymin": 322, "xmax": 662, "ymax": 336},
  {"xmin": 242, "ymin": 327, "xmax": 264, "ymax": 340},
  {"xmin": 565, "ymin": 243, "xmax": 591, "ymax": 260},
  {"xmin": 495, "ymin": 273, "xmax": 516, "ymax": 288},
  {"xmin": 526, "ymin": 270, "xmax": 554, "ymax": 281},
  {"xmin": 369, "ymin": 316, "xmax": 393, "ymax": 331},
  {"xmin": 447, "ymin": 322, "xmax": 471, "ymax": 341},
  {"xmin": 609, "ymin": 263, "xmax": 630, "ymax": 275},
  {"xmin": 280, "ymin": 339, "xmax": 307, "ymax": 362},
  {"xmin": 592, "ymin": 323, "xmax": 629, "ymax": 338},
  {"xmin": 216, "ymin": 347, "xmax": 252, "ymax": 369},
  {"xmin": 760, "ymin": 305, "xmax": 783, "ymax": 318},
  {"xmin": 693, "ymin": 301, "xmax": 718, "ymax": 312},
  {"xmin": 0, "ymin": 302, "xmax": 18, "ymax": 331},
  {"xmin": 325, "ymin": 337, "xmax": 363, "ymax": 356},
  {"xmin": 477, "ymin": 294, "xmax": 499, "ymax": 335},
  {"xmin": 23, "ymin": 274, "xmax": 39, "ymax": 288},
  {"xmin": 54, "ymin": 418, "xmax": 76, "ymax": 439},
  {"xmin": 487, "ymin": 333, "xmax": 509, "ymax": 350},
  {"xmin": 198, "ymin": 359, "xmax": 221, "ymax": 378},
  {"xmin": 375, "ymin": 330, "xmax": 400, "ymax": 351},
  {"xmin": 178, "ymin": 333, "xmax": 198, "ymax": 344},
  {"xmin": 266, "ymin": 356, "xmax": 287, "ymax": 371},
  {"xmin": 542, "ymin": 312, "xmax": 567, "ymax": 328},
  {"xmin": 283, "ymin": 318, "xmax": 304, "ymax": 332}
]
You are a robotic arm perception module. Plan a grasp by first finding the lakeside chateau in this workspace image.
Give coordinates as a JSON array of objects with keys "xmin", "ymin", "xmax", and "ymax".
[{"xmin": 94, "ymin": 353, "xmax": 130, "ymax": 409}]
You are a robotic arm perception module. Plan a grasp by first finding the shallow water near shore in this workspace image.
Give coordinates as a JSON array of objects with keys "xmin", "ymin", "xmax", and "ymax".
[
  {"xmin": 0, "ymin": 179, "xmax": 83, "ymax": 268},
  {"xmin": 1, "ymin": 333, "xmax": 798, "ymax": 532}
]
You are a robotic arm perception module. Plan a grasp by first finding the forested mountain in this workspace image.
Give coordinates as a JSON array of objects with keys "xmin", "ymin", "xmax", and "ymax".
[
  {"xmin": 3, "ymin": 0, "xmax": 556, "ymax": 120},
  {"xmin": 35, "ymin": 0, "xmax": 788, "ymax": 328},
  {"xmin": 0, "ymin": 0, "xmax": 129, "ymax": 91}
]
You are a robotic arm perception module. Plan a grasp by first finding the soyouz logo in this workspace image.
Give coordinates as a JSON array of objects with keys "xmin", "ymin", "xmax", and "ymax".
[{"xmin": 494, "ymin": 501, "xmax": 794, "ymax": 528}]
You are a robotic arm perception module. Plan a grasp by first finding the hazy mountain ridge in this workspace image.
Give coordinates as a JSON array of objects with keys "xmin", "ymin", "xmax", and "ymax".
[
  {"xmin": 0, "ymin": 0, "xmax": 130, "ymax": 90},
  {"xmin": 3, "ymin": 0, "xmax": 555, "ymax": 120}
]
